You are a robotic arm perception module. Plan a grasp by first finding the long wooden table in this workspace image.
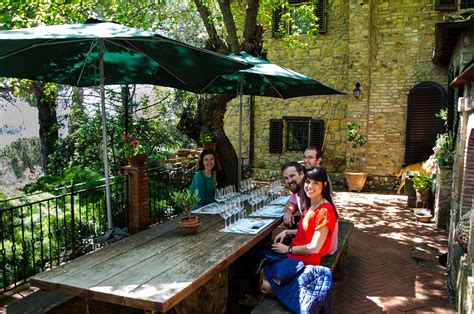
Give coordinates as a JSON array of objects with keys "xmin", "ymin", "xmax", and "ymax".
[{"xmin": 30, "ymin": 213, "xmax": 282, "ymax": 312}]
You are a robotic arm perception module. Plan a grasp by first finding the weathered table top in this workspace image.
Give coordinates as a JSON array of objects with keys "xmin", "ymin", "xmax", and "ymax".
[{"xmin": 30, "ymin": 213, "xmax": 282, "ymax": 312}]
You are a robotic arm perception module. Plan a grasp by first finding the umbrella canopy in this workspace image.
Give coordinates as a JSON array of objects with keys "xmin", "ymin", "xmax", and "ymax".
[
  {"xmin": 200, "ymin": 52, "xmax": 345, "ymax": 98},
  {"xmin": 0, "ymin": 20, "xmax": 250, "ymax": 90},
  {"xmin": 0, "ymin": 20, "xmax": 251, "ymax": 229},
  {"xmin": 200, "ymin": 52, "xmax": 345, "ymax": 189}
]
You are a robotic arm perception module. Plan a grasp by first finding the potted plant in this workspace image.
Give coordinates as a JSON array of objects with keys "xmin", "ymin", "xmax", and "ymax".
[
  {"xmin": 171, "ymin": 189, "xmax": 201, "ymax": 235},
  {"xmin": 344, "ymin": 122, "xmax": 368, "ymax": 192},
  {"xmin": 122, "ymin": 133, "xmax": 148, "ymax": 167},
  {"xmin": 412, "ymin": 174, "xmax": 432, "ymax": 208},
  {"xmin": 199, "ymin": 132, "xmax": 217, "ymax": 151},
  {"xmin": 433, "ymin": 131, "xmax": 455, "ymax": 166}
]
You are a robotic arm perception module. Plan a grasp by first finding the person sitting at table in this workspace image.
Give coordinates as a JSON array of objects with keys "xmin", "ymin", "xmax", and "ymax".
[
  {"xmin": 281, "ymin": 161, "xmax": 305, "ymax": 229},
  {"xmin": 189, "ymin": 149, "xmax": 217, "ymax": 208},
  {"xmin": 240, "ymin": 167, "xmax": 338, "ymax": 306},
  {"xmin": 272, "ymin": 167, "xmax": 338, "ymax": 265}
]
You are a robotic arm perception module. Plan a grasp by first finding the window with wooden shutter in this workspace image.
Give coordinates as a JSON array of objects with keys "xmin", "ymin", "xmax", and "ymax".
[
  {"xmin": 310, "ymin": 119, "xmax": 325, "ymax": 150},
  {"xmin": 405, "ymin": 82, "xmax": 446, "ymax": 165},
  {"xmin": 272, "ymin": 0, "xmax": 326, "ymax": 38},
  {"xmin": 269, "ymin": 119, "xmax": 283, "ymax": 153},
  {"xmin": 285, "ymin": 117, "xmax": 310, "ymax": 151},
  {"xmin": 435, "ymin": 0, "xmax": 458, "ymax": 10}
]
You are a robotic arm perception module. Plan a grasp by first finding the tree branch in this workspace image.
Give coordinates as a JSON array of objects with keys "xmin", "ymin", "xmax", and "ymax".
[
  {"xmin": 241, "ymin": 0, "xmax": 260, "ymax": 54},
  {"xmin": 218, "ymin": 0, "xmax": 239, "ymax": 52},
  {"xmin": 193, "ymin": 0, "xmax": 229, "ymax": 54}
]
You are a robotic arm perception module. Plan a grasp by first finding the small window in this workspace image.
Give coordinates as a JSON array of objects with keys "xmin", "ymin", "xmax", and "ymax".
[
  {"xmin": 269, "ymin": 117, "xmax": 325, "ymax": 153},
  {"xmin": 286, "ymin": 118, "xmax": 310, "ymax": 151}
]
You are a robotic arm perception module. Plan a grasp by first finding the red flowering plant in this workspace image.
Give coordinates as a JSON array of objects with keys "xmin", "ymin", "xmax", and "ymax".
[{"xmin": 122, "ymin": 133, "xmax": 145, "ymax": 157}]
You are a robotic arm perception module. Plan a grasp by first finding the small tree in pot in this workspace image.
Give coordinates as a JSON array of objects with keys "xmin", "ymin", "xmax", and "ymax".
[
  {"xmin": 171, "ymin": 189, "xmax": 200, "ymax": 235},
  {"xmin": 344, "ymin": 122, "xmax": 368, "ymax": 192}
]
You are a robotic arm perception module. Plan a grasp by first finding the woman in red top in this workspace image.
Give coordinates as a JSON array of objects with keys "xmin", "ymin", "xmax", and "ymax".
[{"xmin": 272, "ymin": 167, "xmax": 338, "ymax": 265}]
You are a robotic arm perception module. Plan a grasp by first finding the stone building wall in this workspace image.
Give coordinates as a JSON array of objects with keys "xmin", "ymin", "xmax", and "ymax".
[
  {"xmin": 224, "ymin": 0, "xmax": 446, "ymax": 191},
  {"xmin": 445, "ymin": 27, "xmax": 474, "ymax": 313}
]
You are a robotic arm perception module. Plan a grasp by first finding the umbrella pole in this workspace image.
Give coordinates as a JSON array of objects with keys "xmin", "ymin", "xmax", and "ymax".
[
  {"xmin": 99, "ymin": 39, "xmax": 113, "ymax": 229},
  {"xmin": 237, "ymin": 74, "xmax": 243, "ymax": 191}
]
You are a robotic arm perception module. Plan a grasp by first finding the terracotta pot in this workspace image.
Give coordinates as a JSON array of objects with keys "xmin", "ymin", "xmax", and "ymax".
[
  {"xmin": 126, "ymin": 153, "xmax": 148, "ymax": 167},
  {"xmin": 415, "ymin": 189, "xmax": 429, "ymax": 208},
  {"xmin": 344, "ymin": 171, "xmax": 368, "ymax": 192},
  {"xmin": 178, "ymin": 215, "xmax": 201, "ymax": 235}
]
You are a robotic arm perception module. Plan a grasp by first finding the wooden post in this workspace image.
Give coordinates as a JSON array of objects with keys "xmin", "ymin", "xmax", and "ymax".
[{"xmin": 123, "ymin": 165, "xmax": 149, "ymax": 234}]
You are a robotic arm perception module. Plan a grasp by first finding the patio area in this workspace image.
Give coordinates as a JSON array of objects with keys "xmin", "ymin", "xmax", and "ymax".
[
  {"xmin": 1, "ymin": 191, "xmax": 454, "ymax": 313},
  {"xmin": 226, "ymin": 191, "xmax": 454, "ymax": 313}
]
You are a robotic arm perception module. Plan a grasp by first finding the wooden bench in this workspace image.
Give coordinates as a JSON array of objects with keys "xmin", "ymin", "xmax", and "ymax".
[{"xmin": 251, "ymin": 219, "xmax": 354, "ymax": 314}]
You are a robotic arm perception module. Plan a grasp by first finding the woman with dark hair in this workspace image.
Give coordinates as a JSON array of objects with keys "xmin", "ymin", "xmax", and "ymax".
[
  {"xmin": 239, "ymin": 167, "xmax": 338, "ymax": 307},
  {"xmin": 189, "ymin": 149, "xmax": 217, "ymax": 207},
  {"xmin": 271, "ymin": 167, "xmax": 338, "ymax": 265}
]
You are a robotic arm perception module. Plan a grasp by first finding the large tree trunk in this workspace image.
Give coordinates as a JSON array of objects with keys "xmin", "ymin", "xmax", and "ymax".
[
  {"xmin": 33, "ymin": 81, "xmax": 58, "ymax": 175},
  {"xmin": 179, "ymin": 0, "xmax": 262, "ymax": 186},
  {"xmin": 178, "ymin": 94, "xmax": 239, "ymax": 186}
]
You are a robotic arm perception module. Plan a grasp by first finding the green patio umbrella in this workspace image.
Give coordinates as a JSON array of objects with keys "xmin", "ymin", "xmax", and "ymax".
[
  {"xmin": 0, "ymin": 20, "xmax": 251, "ymax": 229},
  {"xmin": 199, "ymin": 52, "xmax": 345, "ymax": 188}
]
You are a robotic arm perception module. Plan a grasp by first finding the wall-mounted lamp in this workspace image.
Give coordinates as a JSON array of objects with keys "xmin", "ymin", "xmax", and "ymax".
[{"xmin": 353, "ymin": 82, "xmax": 361, "ymax": 99}]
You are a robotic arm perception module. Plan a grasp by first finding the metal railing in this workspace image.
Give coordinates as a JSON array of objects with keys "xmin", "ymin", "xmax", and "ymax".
[
  {"xmin": 0, "ymin": 177, "xmax": 127, "ymax": 293},
  {"xmin": 148, "ymin": 165, "xmax": 195, "ymax": 225},
  {"xmin": 0, "ymin": 165, "xmax": 196, "ymax": 293}
]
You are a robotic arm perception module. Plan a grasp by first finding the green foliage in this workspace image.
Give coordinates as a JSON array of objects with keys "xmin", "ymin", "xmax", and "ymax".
[
  {"xmin": 121, "ymin": 133, "xmax": 146, "ymax": 157},
  {"xmin": 22, "ymin": 166, "xmax": 102, "ymax": 194},
  {"xmin": 171, "ymin": 189, "xmax": 199, "ymax": 218},
  {"xmin": 199, "ymin": 132, "xmax": 215, "ymax": 144},
  {"xmin": 434, "ymin": 131, "xmax": 455, "ymax": 161},
  {"xmin": 346, "ymin": 122, "xmax": 367, "ymax": 171},
  {"xmin": 435, "ymin": 107, "xmax": 448, "ymax": 127},
  {"xmin": 0, "ymin": 138, "xmax": 41, "ymax": 179},
  {"xmin": 412, "ymin": 174, "xmax": 432, "ymax": 192}
]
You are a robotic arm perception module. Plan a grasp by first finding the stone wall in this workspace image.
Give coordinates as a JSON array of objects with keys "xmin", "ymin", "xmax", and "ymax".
[
  {"xmin": 224, "ymin": 0, "xmax": 447, "ymax": 191},
  {"xmin": 446, "ymin": 27, "xmax": 474, "ymax": 313}
]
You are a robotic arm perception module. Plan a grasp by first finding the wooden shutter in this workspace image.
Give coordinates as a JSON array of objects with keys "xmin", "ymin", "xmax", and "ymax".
[
  {"xmin": 435, "ymin": 0, "xmax": 457, "ymax": 10},
  {"xmin": 269, "ymin": 119, "xmax": 283, "ymax": 153},
  {"xmin": 310, "ymin": 119, "xmax": 325, "ymax": 150},
  {"xmin": 315, "ymin": 0, "xmax": 327, "ymax": 34},
  {"xmin": 405, "ymin": 82, "xmax": 445, "ymax": 165}
]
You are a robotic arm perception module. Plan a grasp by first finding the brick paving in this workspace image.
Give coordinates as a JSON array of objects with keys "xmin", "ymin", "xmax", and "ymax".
[{"xmin": 332, "ymin": 192, "xmax": 454, "ymax": 313}]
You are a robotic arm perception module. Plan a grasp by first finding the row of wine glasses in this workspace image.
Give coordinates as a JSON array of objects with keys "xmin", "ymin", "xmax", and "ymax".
[
  {"xmin": 215, "ymin": 185, "xmax": 238, "ymax": 202},
  {"xmin": 218, "ymin": 200, "xmax": 246, "ymax": 230},
  {"xmin": 268, "ymin": 179, "xmax": 285, "ymax": 201},
  {"xmin": 239, "ymin": 178, "xmax": 256, "ymax": 193},
  {"xmin": 247, "ymin": 188, "xmax": 269, "ymax": 214}
]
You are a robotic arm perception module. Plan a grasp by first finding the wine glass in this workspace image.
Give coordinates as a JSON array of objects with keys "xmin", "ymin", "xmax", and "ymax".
[{"xmin": 219, "ymin": 204, "xmax": 229, "ymax": 230}]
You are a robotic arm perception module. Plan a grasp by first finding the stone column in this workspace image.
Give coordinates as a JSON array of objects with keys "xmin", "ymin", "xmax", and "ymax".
[
  {"xmin": 434, "ymin": 166, "xmax": 453, "ymax": 229},
  {"xmin": 122, "ymin": 166, "xmax": 149, "ymax": 234}
]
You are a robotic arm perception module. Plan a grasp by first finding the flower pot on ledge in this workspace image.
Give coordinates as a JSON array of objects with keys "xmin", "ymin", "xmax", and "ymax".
[
  {"xmin": 344, "ymin": 171, "xmax": 368, "ymax": 192},
  {"xmin": 126, "ymin": 153, "xmax": 148, "ymax": 167}
]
